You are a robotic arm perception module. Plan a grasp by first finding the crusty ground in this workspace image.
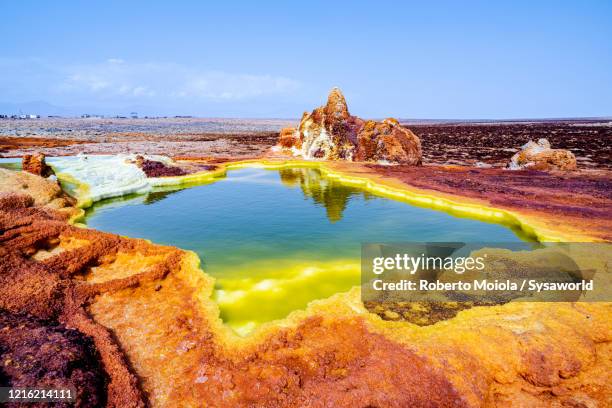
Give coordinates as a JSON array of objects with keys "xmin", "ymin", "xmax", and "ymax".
[
  {"xmin": 0, "ymin": 136, "xmax": 89, "ymax": 153},
  {"xmin": 2, "ymin": 118, "xmax": 610, "ymax": 168},
  {"xmin": 0, "ymin": 166, "xmax": 611, "ymax": 407},
  {"xmin": 0, "ymin": 169, "xmax": 80, "ymax": 220},
  {"xmin": 407, "ymin": 122, "xmax": 612, "ymax": 169},
  {"xmin": 0, "ymin": 132, "xmax": 279, "ymax": 158},
  {"xmin": 0, "ymin": 310, "xmax": 107, "ymax": 408}
]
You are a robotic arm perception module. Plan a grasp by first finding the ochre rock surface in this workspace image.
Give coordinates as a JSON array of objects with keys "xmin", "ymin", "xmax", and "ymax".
[
  {"xmin": 22, "ymin": 152, "xmax": 55, "ymax": 177},
  {"xmin": 276, "ymin": 88, "xmax": 422, "ymax": 164},
  {"xmin": 509, "ymin": 138, "xmax": 577, "ymax": 171},
  {"xmin": 0, "ymin": 168, "xmax": 79, "ymax": 220},
  {"xmin": 278, "ymin": 127, "xmax": 301, "ymax": 149},
  {"xmin": 0, "ymin": 167, "xmax": 610, "ymax": 407},
  {"xmin": 355, "ymin": 118, "xmax": 422, "ymax": 164}
]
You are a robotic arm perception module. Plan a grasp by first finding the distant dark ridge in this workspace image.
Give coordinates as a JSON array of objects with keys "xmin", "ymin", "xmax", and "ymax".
[
  {"xmin": 1, "ymin": 112, "xmax": 611, "ymax": 124},
  {"xmin": 398, "ymin": 117, "xmax": 612, "ymax": 126}
]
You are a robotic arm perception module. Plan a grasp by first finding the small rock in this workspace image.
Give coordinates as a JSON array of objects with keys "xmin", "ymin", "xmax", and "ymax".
[
  {"xmin": 508, "ymin": 139, "xmax": 577, "ymax": 171},
  {"xmin": 22, "ymin": 153, "xmax": 55, "ymax": 177},
  {"xmin": 383, "ymin": 310, "xmax": 400, "ymax": 320}
]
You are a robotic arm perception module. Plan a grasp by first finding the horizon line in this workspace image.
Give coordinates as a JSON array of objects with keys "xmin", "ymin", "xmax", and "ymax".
[{"xmin": 1, "ymin": 115, "xmax": 611, "ymax": 123}]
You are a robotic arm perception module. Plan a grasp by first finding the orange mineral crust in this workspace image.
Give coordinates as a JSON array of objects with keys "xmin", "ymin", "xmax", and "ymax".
[
  {"xmin": 0, "ymin": 135, "xmax": 89, "ymax": 152},
  {"xmin": 0, "ymin": 168, "xmax": 611, "ymax": 407}
]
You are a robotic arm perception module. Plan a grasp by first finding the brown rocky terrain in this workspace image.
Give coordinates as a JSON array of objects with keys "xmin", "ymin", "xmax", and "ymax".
[
  {"xmin": 0, "ymin": 118, "xmax": 287, "ymax": 159},
  {"xmin": 408, "ymin": 121, "xmax": 612, "ymax": 169},
  {"xmin": 0, "ymin": 109, "xmax": 611, "ymax": 406},
  {"xmin": 0, "ymin": 311, "xmax": 107, "ymax": 408},
  {"xmin": 0, "ymin": 164, "xmax": 610, "ymax": 407},
  {"xmin": 0, "ymin": 132, "xmax": 278, "ymax": 159},
  {"xmin": 131, "ymin": 155, "xmax": 187, "ymax": 178},
  {"xmin": 343, "ymin": 163, "xmax": 612, "ymax": 241},
  {"xmin": 1, "ymin": 117, "xmax": 610, "ymax": 169},
  {"xmin": 0, "ymin": 136, "xmax": 88, "ymax": 153}
]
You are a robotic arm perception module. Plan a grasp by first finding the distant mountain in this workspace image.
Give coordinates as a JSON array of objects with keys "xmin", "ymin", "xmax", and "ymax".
[{"xmin": 0, "ymin": 101, "xmax": 75, "ymax": 116}]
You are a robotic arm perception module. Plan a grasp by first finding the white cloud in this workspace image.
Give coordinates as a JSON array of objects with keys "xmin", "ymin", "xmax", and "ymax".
[
  {"xmin": 0, "ymin": 57, "xmax": 305, "ymax": 115},
  {"xmin": 179, "ymin": 71, "xmax": 300, "ymax": 100},
  {"xmin": 55, "ymin": 59, "xmax": 300, "ymax": 101}
]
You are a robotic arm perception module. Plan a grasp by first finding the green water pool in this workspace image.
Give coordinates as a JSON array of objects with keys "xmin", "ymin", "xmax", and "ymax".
[{"xmin": 84, "ymin": 167, "xmax": 528, "ymax": 334}]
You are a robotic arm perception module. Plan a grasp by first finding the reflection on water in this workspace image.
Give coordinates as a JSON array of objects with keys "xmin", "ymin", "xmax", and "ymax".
[
  {"xmin": 88, "ymin": 167, "xmax": 374, "ymax": 224},
  {"xmin": 84, "ymin": 183, "xmax": 204, "ymax": 215},
  {"xmin": 85, "ymin": 167, "xmax": 526, "ymax": 335},
  {"xmin": 279, "ymin": 168, "xmax": 373, "ymax": 223},
  {"xmin": 143, "ymin": 189, "xmax": 181, "ymax": 205}
]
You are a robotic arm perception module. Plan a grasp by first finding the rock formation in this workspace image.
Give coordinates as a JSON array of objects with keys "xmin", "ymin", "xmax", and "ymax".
[
  {"xmin": 22, "ymin": 152, "xmax": 55, "ymax": 177},
  {"xmin": 277, "ymin": 88, "xmax": 422, "ymax": 165},
  {"xmin": 509, "ymin": 138, "xmax": 577, "ymax": 171}
]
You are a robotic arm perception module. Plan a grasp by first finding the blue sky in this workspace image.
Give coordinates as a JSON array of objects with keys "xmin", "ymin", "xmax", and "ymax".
[{"xmin": 1, "ymin": 1, "xmax": 610, "ymax": 118}]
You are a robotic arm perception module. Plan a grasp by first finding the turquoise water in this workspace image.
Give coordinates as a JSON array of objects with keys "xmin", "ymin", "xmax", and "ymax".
[
  {"xmin": 84, "ymin": 167, "xmax": 526, "ymax": 333},
  {"xmin": 0, "ymin": 157, "xmax": 21, "ymax": 170}
]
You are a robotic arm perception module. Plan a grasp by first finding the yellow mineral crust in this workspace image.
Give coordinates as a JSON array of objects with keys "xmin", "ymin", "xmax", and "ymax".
[{"xmin": 31, "ymin": 234, "xmax": 91, "ymax": 261}]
